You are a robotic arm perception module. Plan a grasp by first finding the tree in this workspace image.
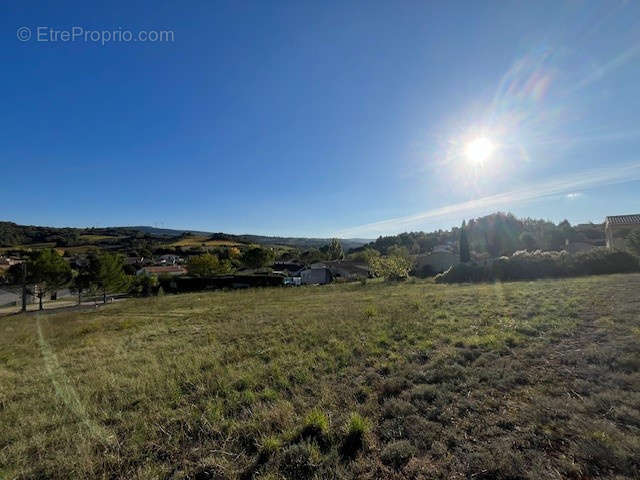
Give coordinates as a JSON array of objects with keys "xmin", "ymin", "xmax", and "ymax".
[
  {"xmin": 70, "ymin": 267, "xmax": 93, "ymax": 305},
  {"xmin": 327, "ymin": 238, "xmax": 345, "ymax": 260},
  {"xmin": 368, "ymin": 255, "xmax": 413, "ymax": 281},
  {"xmin": 27, "ymin": 249, "xmax": 72, "ymax": 310},
  {"xmin": 187, "ymin": 253, "xmax": 232, "ymax": 276},
  {"xmin": 459, "ymin": 221, "xmax": 470, "ymax": 263},
  {"xmin": 7, "ymin": 262, "xmax": 28, "ymax": 312},
  {"xmin": 626, "ymin": 230, "xmax": 640, "ymax": 257},
  {"xmin": 519, "ymin": 231, "xmax": 538, "ymax": 251},
  {"xmin": 129, "ymin": 274, "xmax": 159, "ymax": 297},
  {"xmin": 387, "ymin": 245, "xmax": 410, "ymax": 260},
  {"xmin": 93, "ymin": 252, "xmax": 129, "ymax": 303},
  {"xmin": 241, "ymin": 247, "xmax": 275, "ymax": 269},
  {"xmin": 349, "ymin": 247, "xmax": 380, "ymax": 264},
  {"xmin": 299, "ymin": 248, "xmax": 327, "ymax": 265}
]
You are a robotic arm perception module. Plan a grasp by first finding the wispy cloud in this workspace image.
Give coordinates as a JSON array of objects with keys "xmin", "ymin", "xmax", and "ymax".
[
  {"xmin": 574, "ymin": 42, "xmax": 640, "ymax": 90},
  {"xmin": 565, "ymin": 192, "xmax": 583, "ymax": 199},
  {"xmin": 338, "ymin": 162, "xmax": 640, "ymax": 237}
]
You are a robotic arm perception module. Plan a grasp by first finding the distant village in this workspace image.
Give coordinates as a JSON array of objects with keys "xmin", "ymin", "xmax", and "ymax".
[{"xmin": 1, "ymin": 213, "xmax": 639, "ymax": 313}]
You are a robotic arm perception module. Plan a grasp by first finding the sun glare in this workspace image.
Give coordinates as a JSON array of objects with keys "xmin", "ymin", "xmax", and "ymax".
[{"xmin": 465, "ymin": 137, "xmax": 495, "ymax": 164}]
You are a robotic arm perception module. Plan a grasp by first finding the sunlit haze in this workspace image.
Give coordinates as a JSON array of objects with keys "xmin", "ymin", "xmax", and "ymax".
[{"xmin": 465, "ymin": 137, "xmax": 495, "ymax": 165}]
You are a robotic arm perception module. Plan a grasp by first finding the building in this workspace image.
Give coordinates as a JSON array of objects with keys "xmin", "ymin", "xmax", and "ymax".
[
  {"xmin": 271, "ymin": 262, "xmax": 304, "ymax": 276},
  {"xmin": 300, "ymin": 267, "xmax": 332, "ymax": 285},
  {"xmin": 136, "ymin": 265, "xmax": 188, "ymax": 276},
  {"xmin": 320, "ymin": 260, "xmax": 369, "ymax": 281},
  {"xmin": 158, "ymin": 254, "xmax": 183, "ymax": 265},
  {"xmin": 0, "ymin": 256, "xmax": 22, "ymax": 266},
  {"xmin": 605, "ymin": 214, "xmax": 640, "ymax": 250}
]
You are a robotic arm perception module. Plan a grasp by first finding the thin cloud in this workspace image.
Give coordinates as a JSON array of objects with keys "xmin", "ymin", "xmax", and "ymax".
[
  {"xmin": 574, "ymin": 42, "xmax": 640, "ymax": 90},
  {"xmin": 337, "ymin": 162, "xmax": 640, "ymax": 237}
]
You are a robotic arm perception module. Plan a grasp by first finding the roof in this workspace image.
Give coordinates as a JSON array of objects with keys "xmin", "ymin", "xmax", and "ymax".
[
  {"xmin": 322, "ymin": 260, "xmax": 369, "ymax": 276},
  {"xmin": 139, "ymin": 265, "xmax": 187, "ymax": 274},
  {"xmin": 606, "ymin": 214, "xmax": 640, "ymax": 226},
  {"xmin": 271, "ymin": 262, "xmax": 304, "ymax": 273}
]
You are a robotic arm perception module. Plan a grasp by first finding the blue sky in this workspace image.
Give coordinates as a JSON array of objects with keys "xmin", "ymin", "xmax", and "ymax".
[{"xmin": 2, "ymin": 1, "xmax": 639, "ymax": 237}]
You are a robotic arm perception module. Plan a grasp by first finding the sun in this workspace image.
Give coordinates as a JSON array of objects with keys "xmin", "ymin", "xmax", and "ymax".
[{"xmin": 465, "ymin": 137, "xmax": 495, "ymax": 164}]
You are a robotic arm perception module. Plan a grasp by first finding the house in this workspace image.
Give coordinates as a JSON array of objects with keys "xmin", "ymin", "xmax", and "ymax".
[
  {"xmin": 319, "ymin": 260, "xmax": 369, "ymax": 281},
  {"xmin": 125, "ymin": 256, "xmax": 147, "ymax": 266},
  {"xmin": 0, "ymin": 256, "xmax": 22, "ymax": 266},
  {"xmin": 136, "ymin": 265, "xmax": 187, "ymax": 276},
  {"xmin": 605, "ymin": 214, "xmax": 640, "ymax": 250},
  {"xmin": 271, "ymin": 262, "xmax": 304, "ymax": 276},
  {"xmin": 300, "ymin": 267, "xmax": 332, "ymax": 285},
  {"xmin": 158, "ymin": 254, "xmax": 183, "ymax": 265}
]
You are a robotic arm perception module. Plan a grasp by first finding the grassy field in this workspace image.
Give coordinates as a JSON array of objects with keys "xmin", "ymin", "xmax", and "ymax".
[
  {"xmin": 165, "ymin": 236, "xmax": 249, "ymax": 248},
  {"xmin": 1, "ymin": 275, "xmax": 639, "ymax": 479}
]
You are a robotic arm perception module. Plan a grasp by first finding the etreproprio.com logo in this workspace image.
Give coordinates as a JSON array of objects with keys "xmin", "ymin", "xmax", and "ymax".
[{"xmin": 17, "ymin": 26, "xmax": 174, "ymax": 45}]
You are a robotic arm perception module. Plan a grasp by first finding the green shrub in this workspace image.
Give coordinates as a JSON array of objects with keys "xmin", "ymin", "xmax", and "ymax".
[
  {"xmin": 381, "ymin": 440, "xmax": 417, "ymax": 469},
  {"xmin": 369, "ymin": 255, "xmax": 414, "ymax": 281}
]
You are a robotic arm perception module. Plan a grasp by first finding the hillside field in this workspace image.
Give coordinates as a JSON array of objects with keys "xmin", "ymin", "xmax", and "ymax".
[{"xmin": 1, "ymin": 275, "xmax": 639, "ymax": 479}]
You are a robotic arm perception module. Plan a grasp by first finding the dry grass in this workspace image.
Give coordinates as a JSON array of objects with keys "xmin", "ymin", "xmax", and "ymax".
[
  {"xmin": 165, "ymin": 236, "xmax": 246, "ymax": 248},
  {"xmin": 1, "ymin": 274, "xmax": 639, "ymax": 479}
]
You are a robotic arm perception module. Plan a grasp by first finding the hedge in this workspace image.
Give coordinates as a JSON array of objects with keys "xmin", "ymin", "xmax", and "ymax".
[{"xmin": 435, "ymin": 248, "xmax": 640, "ymax": 284}]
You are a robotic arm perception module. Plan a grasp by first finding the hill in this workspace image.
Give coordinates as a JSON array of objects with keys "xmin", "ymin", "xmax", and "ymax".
[
  {"xmin": 2, "ymin": 274, "xmax": 639, "ymax": 479},
  {"xmin": 0, "ymin": 222, "xmax": 371, "ymax": 252}
]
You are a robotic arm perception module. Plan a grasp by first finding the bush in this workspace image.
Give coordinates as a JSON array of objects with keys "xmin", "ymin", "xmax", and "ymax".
[
  {"xmin": 187, "ymin": 252, "xmax": 232, "ymax": 276},
  {"xmin": 129, "ymin": 274, "xmax": 159, "ymax": 297},
  {"xmin": 382, "ymin": 399, "xmax": 416, "ymax": 419},
  {"xmin": 278, "ymin": 443, "xmax": 321, "ymax": 479},
  {"xmin": 340, "ymin": 412, "xmax": 370, "ymax": 457},
  {"xmin": 435, "ymin": 248, "xmax": 640, "ymax": 283},
  {"xmin": 369, "ymin": 255, "xmax": 414, "ymax": 281},
  {"xmin": 299, "ymin": 409, "xmax": 329, "ymax": 442},
  {"xmin": 381, "ymin": 440, "xmax": 417, "ymax": 469}
]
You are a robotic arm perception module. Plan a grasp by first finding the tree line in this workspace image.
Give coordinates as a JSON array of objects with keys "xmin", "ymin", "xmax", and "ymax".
[
  {"xmin": 7, "ymin": 249, "xmax": 129, "ymax": 311},
  {"xmin": 356, "ymin": 212, "xmax": 606, "ymax": 257}
]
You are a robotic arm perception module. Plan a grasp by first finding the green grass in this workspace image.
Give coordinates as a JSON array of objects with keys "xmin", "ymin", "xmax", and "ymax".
[{"xmin": 1, "ymin": 274, "xmax": 639, "ymax": 479}]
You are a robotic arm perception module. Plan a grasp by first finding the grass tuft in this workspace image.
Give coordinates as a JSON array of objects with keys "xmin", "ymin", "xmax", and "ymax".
[
  {"xmin": 298, "ymin": 409, "xmax": 329, "ymax": 444},
  {"xmin": 340, "ymin": 412, "xmax": 371, "ymax": 458}
]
